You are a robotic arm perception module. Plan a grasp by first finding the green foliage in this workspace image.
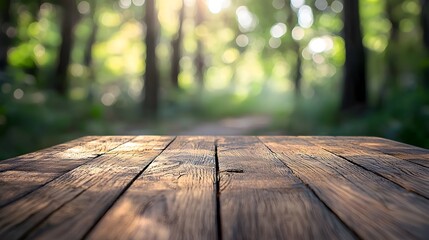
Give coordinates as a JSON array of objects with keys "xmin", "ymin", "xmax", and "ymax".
[
  {"xmin": 279, "ymin": 88, "xmax": 429, "ymax": 148},
  {"xmin": 0, "ymin": 84, "xmax": 112, "ymax": 159}
]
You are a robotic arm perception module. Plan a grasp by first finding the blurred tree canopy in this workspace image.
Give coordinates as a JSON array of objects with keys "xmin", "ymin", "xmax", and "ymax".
[{"xmin": 1, "ymin": 0, "xmax": 429, "ymax": 159}]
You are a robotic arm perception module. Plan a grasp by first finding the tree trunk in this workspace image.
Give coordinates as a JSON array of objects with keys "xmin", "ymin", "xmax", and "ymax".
[
  {"xmin": 194, "ymin": 0, "xmax": 205, "ymax": 90},
  {"xmin": 377, "ymin": 0, "xmax": 400, "ymax": 107},
  {"xmin": 143, "ymin": 0, "xmax": 160, "ymax": 117},
  {"xmin": 421, "ymin": 0, "xmax": 429, "ymax": 87},
  {"xmin": 0, "ymin": 0, "xmax": 11, "ymax": 71},
  {"xmin": 294, "ymin": 47, "xmax": 302, "ymax": 96},
  {"xmin": 422, "ymin": 0, "xmax": 429, "ymax": 50},
  {"xmin": 54, "ymin": 0, "xmax": 79, "ymax": 96},
  {"xmin": 286, "ymin": 4, "xmax": 302, "ymax": 97},
  {"xmin": 84, "ymin": 1, "xmax": 98, "ymax": 101},
  {"xmin": 170, "ymin": 0, "xmax": 185, "ymax": 89},
  {"xmin": 28, "ymin": 0, "xmax": 44, "ymax": 82},
  {"xmin": 386, "ymin": 0, "xmax": 399, "ymax": 86},
  {"xmin": 341, "ymin": 0, "xmax": 367, "ymax": 111}
]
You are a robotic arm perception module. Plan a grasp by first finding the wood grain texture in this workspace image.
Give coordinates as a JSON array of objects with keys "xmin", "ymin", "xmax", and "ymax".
[
  {"xmin": 0, "ymin": 136, "xmax": 134, "ymax": 172},
  {"xmin": 1, "ymin": 136, "xmax": 428, "ymax": 240},
  {"xmin": 218, "ymin": 136, "xmax": 355, "ymax": 240},
  {"xmin": 0, "ymin": 136, "xmax": 98, "ymax": 172},
  {"xmin": 350, "ymin": 136, "xmax": 429, "ymax": 168},
  {"xmin": 106, "ymin": 135, "xmax": 175, "ymax": 154},
  {"xmin": 0, "ymin": 136, "xmax": 134, "ymax": 207},
  {"xmin": 260, "ymin": 136, "xmax": 429, "ymax": 240},
  {"xmin": 0, "ymin": 136, "xmax": 174, "ymax": 240},
  {"xmin": 306, "ymin": 136, "xmax": 429, "ymax": 198},
  {"xmin": 88, "ymin": 136, "xmax": 217, "ymax": 240}
]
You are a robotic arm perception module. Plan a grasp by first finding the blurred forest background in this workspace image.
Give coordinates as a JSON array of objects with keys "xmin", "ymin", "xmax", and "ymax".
[{"xmin": 1, "ymin": 0, "xmax": 429, "ymax": 160}]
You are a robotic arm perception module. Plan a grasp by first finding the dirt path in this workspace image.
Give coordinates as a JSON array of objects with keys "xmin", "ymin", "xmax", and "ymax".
[
  {"xmin": 123, "ymin": 115, "xmax": 274, "ymax": 135},
  {"xmin": 178, "ymin": 115, "xmax": 272, "ymax": 135}
]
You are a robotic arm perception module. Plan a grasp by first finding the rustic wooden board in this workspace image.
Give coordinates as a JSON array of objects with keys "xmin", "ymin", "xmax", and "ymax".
[
  {"xmin": 88, "ymin": 136, "xmax": 217, "ymax": 240},
  {"xmin": 0, "ymin": 136, "xmax": 98, "ymax": 172},
  {"xmin": 0, "ymin": 136, "xmax": 174, "ymax": 240},
  {"xmin": 307, "ymin": 136, "xmax": 429, "ymax": 168},
  {"xmin": 217, "ymin": 136, "xmax": 355, "ymax": 239},
  {"xmin": 307, "ymin": 136, "xmax": 429, "ymax": 198},
  {"xmin": 0, "ymin": 136, "xmax": 135, "ymax": 172},
  {"xmin": 260, "ymin": 136, "xmax": 429, "ymax": 240},
  {"xmin": 352, "ymin": 137, "xmax": 429, "ymax": 168},
  {"xmin": 0, "ymin": 171, "xmax": 57, "ymax": 208},
  {"xmin": 106, "ymin": 135, "xmax": 175, "ymax": 153},
  {"xmin": 0, "ymin": 136, "xmax": 134, "ymax": 207},
  {"xmin": 1, "ymin": 136, "xmax": 428, "ymax": 240}
]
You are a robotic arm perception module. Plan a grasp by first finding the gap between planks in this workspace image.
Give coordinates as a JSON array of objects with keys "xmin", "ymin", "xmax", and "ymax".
[
  {"xmin": 214, "ymin": 140, "xmax": 223, "ymax": 240},
  {"xmin": 330, "ymin": 136, "xmax": 429, "ymax": 169},
  {"xmin": 86, "ymin": 136, "xmax": 218, "ymax": 240},
  {"xmin": 255, "ymin": 137, "xmax": 361, "ymax": 240},
  {"xmin": 0, "ymin": 136, "xmax": 175, "ymax": 240},
  {"xmin": 305, "ymin": 136, "xmax": 429, "ymax": 200},
  {"xmin": 0, "ymin": 136, "xmax": 137, "ymax": 208},
  {"xmin": 81, "ymin": 136, "xmax": 178, "ymax": 240},
  {"xmin": 322, "ymin": 147, "xmax": 429, "ymax": 201},
  {"xmin": 217, "ymin": 136, "xmax": 355, "ymax": 239},
  {"xmin": 2, "ymin": 136, "xmax": 427, "ymax": 240},
  {"xmin": 86, "ymin": 137, "xmax": 223, "ymax": 240},
  {"xmin": 259, "ymin": 136, "xmax": 429, "ymax": 239}
]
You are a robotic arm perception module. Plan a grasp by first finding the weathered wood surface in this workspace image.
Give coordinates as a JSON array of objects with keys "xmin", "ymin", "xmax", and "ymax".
[
  {"xmin": 0, "ymin": 136, "xmax": 134, "ymax": 207},
  {"xmin": 354, "ymin": 136, "xmax": 429, "ymax": 168},
  {"xmin": 260, "ymin": 136, "xmax": 429, "ymax": 240},
  {"xmin": 0, "ymin": 136, "xmax": 97, "ymax": 172},
  {"xmin": 307, "ymin": 136, "xmax": 429, "ymax": 198},
  {"xmin": 0, "ymin": 136, "xmax": 428, "ymax": 240},
  {"xmin": 88, "ymin": 136, "xmax": 217, "ymax": 240},
  {"xmin": 217, "ymin": 136, "xmax": 355, "ymax": 239},
  {"xmin": 0, "ymin": 136, "xmax": 173, "ymax": 240}
]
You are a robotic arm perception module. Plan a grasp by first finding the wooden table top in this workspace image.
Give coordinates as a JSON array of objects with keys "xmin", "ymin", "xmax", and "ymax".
[{"xmin": 0, "ymin": 136, "xmax": 428, "ymax": 240}]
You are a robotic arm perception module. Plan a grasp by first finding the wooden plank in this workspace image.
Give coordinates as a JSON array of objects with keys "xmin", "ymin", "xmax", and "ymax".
[
  {"xmin": 309, "ymin": 136, "xmax": 429, "ymax": 168},
  {"xmin": 353, "ymin": 137, "xmax": 429, "ymax": 168},
  {"xmin": 0, "ymin": 136, "xmax": 98, "ymax": 171},
  {"xmin": 217, "ymin": 136, "xmax": 355, "ymax": 239},
  {"xmin": 0, "ymin": 171, "xmax": 57, "ymax": 208},
  {"xmin": 306, "ymin": 136, "xmax": 429, "ymax": 198},
  {"xmin": 52, "ymin": 136, "xmax": 137, "ymax": 159},
  {"xmin": 0, "ymin": 136, "xmax": 174, "ymax": 240},
  {"xmin": 0, "ymin": 136, "xmax": 134, "ymax": 172},
  {"xmin": 87, "ymin": 136, "xmax": 217, "ymax": 240},
  {"xmin": 0, "ymin": 136, "xmax": 134, "ymax": 207},
  {"xmin": 260, "ymin": 136, "xmax": 429, "ymax": 240},
  {"xmin": 106, "ymin": 135, "xmax": 175, "ymax": 153}
]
